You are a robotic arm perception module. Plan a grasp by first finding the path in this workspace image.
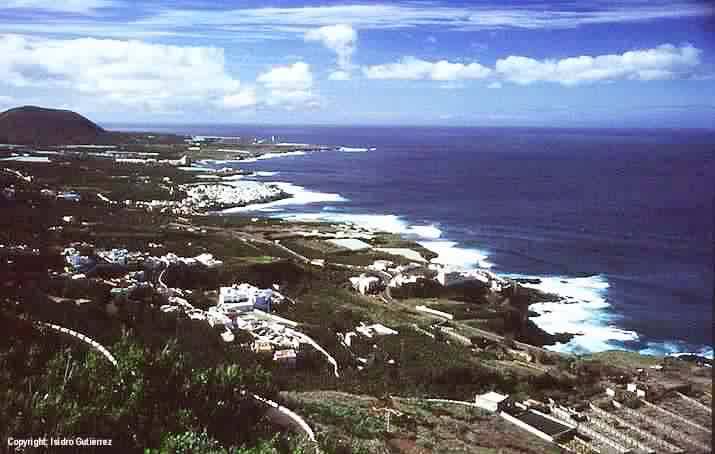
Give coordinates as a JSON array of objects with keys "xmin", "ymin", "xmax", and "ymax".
[{"xmin": 37, "ymin": 321, "xmax": 118, "ymax": 367}]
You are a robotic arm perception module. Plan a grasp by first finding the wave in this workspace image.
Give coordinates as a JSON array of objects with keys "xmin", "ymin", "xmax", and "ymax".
[
  {"xmin": 277, "ymin": 212, "xmax": 442, "ymax": 239},
  {"xmin": 178, "ymin": 166, "xmax": 215, "ymax": 172},
  {"xmin": 252, "ymin": 171, "xmax": 279, "ymax": 177},
  {"xmin": 275, "ymin": 211, "xmax": 496, "ymax": 269},
  {"xmin": 241, "ymin": 151, "xmax": 307, "ymax": 162},
  {"xmin": 419, "ymin": 240, "xmax": 493, "ymax": 269},
  {"xmin": 220, "ymin": 181, "xmax": 347, "ymax": 213},
  {"xmin": 639, "ymin": 341, "xmax": 714, "ymax": 359},
  {"xmin": 196, "ymin": 159, "xmax": 238, "ymax": 166},
  {"xmin": 338, "ymin": 146, "xmax": 369, "ymax": 152},
  {"xmin": 0, "ymin": 156, "xmax": 51, "ymax": 163},
  {"xmin": 507, "ymin": 274, "xmax": 640, "ymax": 355}
]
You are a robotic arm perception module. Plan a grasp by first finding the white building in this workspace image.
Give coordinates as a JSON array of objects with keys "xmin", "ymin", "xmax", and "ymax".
[
  {"xmin": 349, "ymin": 274, "xmax": 381, "ymax": 295},
  {"xmin": 194, "ymin": 253, "xmax": 223, "ymax": 268},
  {"xmin": 63, "ymin": 247, "xmax": 93, "ymax": 271},
  {"xmin": 388, "ymin": 273, "xmax": 421, "ymax": 288},
  {"xmin": 273, "ymin": 349, "xmax": 297, "ymax": 366},
  {"xmin": 355, "ymin": 323, "xmax": 398, "ymax": 338},
  {"xmin": 475, "ymin": 391, "xmax": 509, "ymax": 413},
  {"xmin": 368, "ymin": 260, "xmax": 394, "ymax": 272},
  {"xmin": 437, "ymin": 268, "xmax": 490, "ymax": 287},
  {"xmin": 219, "ymin": 283, "xmax": 274, "ymax": 312},
  {"xmin": 98, "ymin": 248, "xmax": 129, "ymax": 265}
]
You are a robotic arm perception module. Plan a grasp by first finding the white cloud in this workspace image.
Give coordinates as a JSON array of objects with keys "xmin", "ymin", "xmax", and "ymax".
[
  {"xmin": 131, "ymin": 2, "xmax": 714, "ymax": 35},
  {"xmin": 257, "ymin": 62, "xmax": 317, "ymax": 107},
  {"xmin": 363, "ymin": 57, "xmax": 491, "ymax": 81},
  {"xmin": 328, "ymin": 70, "xmax": 351, "ymax": 81},
  {"xmin": 495, "ymin": 44, "xmax": 701, "ymax": 85},
  {"xmin": 305, "ymin": 24, "xmax": 357, "ymax": 79},
  {"xmin": 219, "ymin": 88, "xmax": 257, "ymax": 109},
  {"xmin": 426, "ymin": 35, "xmax": 437, "ymax": 44},
  {"xmin": 4, "ymin": 0, "xmax": 116, "ymax": 14},
  {"xmin": 0, "ymin": 34, "xmax": 253, "ymax": 112},
  {"xmin": 3, "ymin": 2, "xmax": 712, "ymax": 41},
  {"xmin": 487, "ymin": 81, "xmax": 502, "ymax": 89}
]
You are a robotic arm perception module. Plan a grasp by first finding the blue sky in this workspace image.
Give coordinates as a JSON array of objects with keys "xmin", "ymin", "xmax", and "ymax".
[{"xmin": 0, "ymin": 0, "xmax": 714, "ymax": 127}]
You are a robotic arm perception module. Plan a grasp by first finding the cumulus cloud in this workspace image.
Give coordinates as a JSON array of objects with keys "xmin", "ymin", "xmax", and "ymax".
[
  {"xmin": 487, "ymin": 81, "xmax": 502, "ymax": 89},
  {"xmin": 0, "ymin": 34, "xmax": 255, "ymax": 111},
  {"xmin": 305, "ymin": 24, "xmax": 356, "ymax": 80},
  {"xmin": 219, "ymin": 87, "xmax": 257, "ymax": 109},
  {"xmin": 257, "ymin": 62, "xmax": 316, "ymax": 107},
  {"xmin": 495, "ymin": 44, "xmax": 701, "ymax": 85},
  {"xmin": 363, "ymin": 57, "xmax": 491, "ymax": 81}
]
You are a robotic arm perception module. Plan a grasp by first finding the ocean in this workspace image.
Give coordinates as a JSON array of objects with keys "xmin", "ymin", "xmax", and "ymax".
[{"xmin": 111, "ymin": 124, "xmax": 715, "ymax": 357}]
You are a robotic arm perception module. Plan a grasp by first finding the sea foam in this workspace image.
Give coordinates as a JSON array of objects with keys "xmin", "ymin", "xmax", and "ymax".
[
  {"xmin": 221, "ymin": 182, "xmax": 347, "ymax": 213},
  {"xmin": 419, "ymin": 240, "xmax": 493, "ymax": 269},
  {"xmin": 279, "ymin": 212, "xmax": 442, "ymax": 239},
  {"xmin": 639, "ymin": 341, "xmax": 714, "ymax": 359},
  {"xmin": 508, "ymin": 274, "xmax": 640, "ymax": 355}
]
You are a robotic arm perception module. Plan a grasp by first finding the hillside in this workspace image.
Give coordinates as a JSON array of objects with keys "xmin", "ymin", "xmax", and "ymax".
[{"xmin": 0, "ymin": 105, "xmax": 108, "ymax": 145}]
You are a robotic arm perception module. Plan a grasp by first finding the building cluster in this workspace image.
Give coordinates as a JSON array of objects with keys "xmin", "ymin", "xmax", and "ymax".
[
  {"xmin": 524, "ymin": 379, "xmax": 713, "ymax": 454},
  {"xmin": 177, "ymin": 182, "xmax": 285, "ymax": 214},
  {"xmin": 218, "ymin": 283, "xmax": 278, "ymax": 313},
  {"xmin": 161, "ymin": 282, "xmax": 310, "ymax": 368},
  {"xmin": 151, "ymin": 252, "xmax": 223, "ymax": 268},
  {"xmin": 63, "ymin": 247, "xmax": 95, "ymax": 273},
  {"xmin": 434, "ymin": 266, "xmax": 506, "ymax": 291},
  {"xmin": 338, "ymin": 322, "xmax": 400, "ymax": 370},
  {"xmin": 348, "ymin": 257, "xmax": 509, "ymax": 298}
]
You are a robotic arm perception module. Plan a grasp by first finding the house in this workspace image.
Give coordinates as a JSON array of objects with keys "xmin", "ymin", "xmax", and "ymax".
[
  {"xmin": 219, "ymin": 283, "xmax": 274, "ymax": 312},
  {"xmin": 626, "ymin": 382, "xmax": 647, "ymax": 398},
  {"xmin": 310, "ymin": 259, "xmax": 325, "ymax": 267},
  {"xmin": 368, "ymin": 260, "xmax": 394, "ymax": 272},
  {"xmin": 273, "ymin": 349, "xmax": 297, "ymax": 367},
  {"xmin": 355, "ymin": 323, "xmax": 398, "ymax": 338},
  {"xmin": 388, "ymin": 273, "xmax": 422, "ymax": 288},
  {"xmin": 507, "ymin": 348, "xmax": 533, "ymax": 363},
  {"xmin": 252, "ymin": 340, "xmax": 274, "ymax": 354},
  {"xmin": 220, "ymin": 330, "xmax": 234, "ymax": 343},
  {"xmin": 98, "ymin": 248, "xmax": 129, "ymax": 265},
  {"xmin": 349, "ymin": 274, "xmax": 382, "ymax": 295},
  {"xmin": 194, "ymin": 253, "xmax": 222, "ymax": 268},
  {"xmin": 437, "ymin": 269, "xmax": 490, "ymax": 287},
  {"xmin": 475, "ymin": 391, "xmax": 510, "ymax": 413},
  {"xmin": 63, "ymin": 248, "xmax": 94, "ymax": 272}
]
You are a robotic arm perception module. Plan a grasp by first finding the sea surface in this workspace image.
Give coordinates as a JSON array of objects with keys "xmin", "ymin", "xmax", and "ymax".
[{"xmin": 111, "ymin": 124, "xmax": 715, "ymax": 357}]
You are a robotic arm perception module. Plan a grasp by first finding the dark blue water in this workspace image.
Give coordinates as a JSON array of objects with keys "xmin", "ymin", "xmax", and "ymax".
[{"xmin": 113, "ymin": 124, "xmax": 715, "ymax": 355}]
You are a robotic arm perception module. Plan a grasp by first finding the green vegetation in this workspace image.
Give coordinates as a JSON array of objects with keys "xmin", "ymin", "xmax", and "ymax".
[{"xmin": 0, "ymin": 313, "xmax": 279, "ymax": 453}]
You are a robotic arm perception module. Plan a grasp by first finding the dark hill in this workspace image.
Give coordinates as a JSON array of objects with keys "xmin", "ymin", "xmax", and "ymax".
[{"xmin": 0, "ymin": 106, "xmax": 108, "ymax": 145}]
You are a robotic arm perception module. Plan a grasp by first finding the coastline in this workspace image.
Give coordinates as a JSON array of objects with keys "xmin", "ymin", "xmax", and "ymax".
[{"xmin": 191, "ymin": 151, "xmax": 713, "ymax": 360}]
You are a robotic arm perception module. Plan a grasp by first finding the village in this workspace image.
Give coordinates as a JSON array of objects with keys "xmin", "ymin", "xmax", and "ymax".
[{"xmin": 1, "ymin": 145, "xmax": 711, "ymax": 454}]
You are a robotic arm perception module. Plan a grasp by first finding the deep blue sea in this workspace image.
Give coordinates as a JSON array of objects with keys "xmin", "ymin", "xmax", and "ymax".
[{"xmin": 112, "ymin": 124, "xmax": 715, "ymax": 357}]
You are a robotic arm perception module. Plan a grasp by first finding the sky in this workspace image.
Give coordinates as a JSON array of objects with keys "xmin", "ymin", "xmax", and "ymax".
[{"xmin": 0, "ymin": 0, "xmax": 714, "ymax": 128}]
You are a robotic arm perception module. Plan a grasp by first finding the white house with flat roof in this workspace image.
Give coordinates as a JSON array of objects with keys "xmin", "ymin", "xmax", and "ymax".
[
  {"xmin": 475, "ymin": 391, "xmax": 510, "ymax": 413},
  {"xmin": 219, "ymin": 283, "xmax": 274, "ymax": 312},
  {"xmin": 349, "ymin": 274, "xmax": 381, "ymax": 295}
]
